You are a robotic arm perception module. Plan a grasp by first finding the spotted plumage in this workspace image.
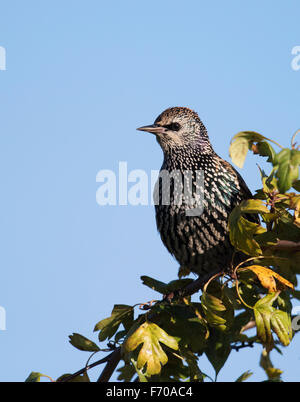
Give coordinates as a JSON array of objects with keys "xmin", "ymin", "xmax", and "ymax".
[{"xmin": 137, "ymin": 107, "xmax": 254, "ymax": 278}]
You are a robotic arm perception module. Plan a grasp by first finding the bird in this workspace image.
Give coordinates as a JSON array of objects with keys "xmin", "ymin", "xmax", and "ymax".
[{"xmin": 137, "ymin": 106, "xmax": 255, "ymax": 280}]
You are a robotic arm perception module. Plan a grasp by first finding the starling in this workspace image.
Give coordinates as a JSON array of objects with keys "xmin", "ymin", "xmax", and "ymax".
[{"xmin": 137, "ymin": 107, "xmax": 255, "ymax": 279}]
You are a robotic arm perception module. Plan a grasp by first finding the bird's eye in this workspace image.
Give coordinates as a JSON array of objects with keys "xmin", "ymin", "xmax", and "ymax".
[{"xmin": 164, "ymin": 122, "xmax": 181, "ymax": 131}]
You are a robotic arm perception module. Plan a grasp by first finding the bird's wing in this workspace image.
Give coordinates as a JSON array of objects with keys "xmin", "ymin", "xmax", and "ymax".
[
  {"xmin": 220, "ymin": 160, "xmax": 253, "ymax": 199},
  {"xmin": 220, "ymin": 159, "xmax": 260, "ymax": 224}
]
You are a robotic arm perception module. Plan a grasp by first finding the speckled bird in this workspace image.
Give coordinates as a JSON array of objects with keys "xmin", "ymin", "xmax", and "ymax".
[{"xmin": 137, "ymin": 107, "xmax": 254, "ymax": 278}]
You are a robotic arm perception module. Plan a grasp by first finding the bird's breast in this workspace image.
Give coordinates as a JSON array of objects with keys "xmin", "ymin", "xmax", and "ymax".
[{"xmin": 153, "ymin": 154, "xmax": 245, "ymax": 274}]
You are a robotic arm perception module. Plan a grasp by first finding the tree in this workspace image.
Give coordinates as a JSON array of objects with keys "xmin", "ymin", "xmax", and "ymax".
[{"xmin": 26, "ymin": 130, "xmax": 300, "ymax": 383}]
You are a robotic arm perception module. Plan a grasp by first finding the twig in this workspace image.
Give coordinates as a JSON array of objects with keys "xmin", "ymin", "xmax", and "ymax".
[
  {"xmin": 232, "ymin": 341, "xmax": 254, "ymax": 352},
  {"xmin": 139, "ymin": 300, "xmax": 158, "ymax": 310},
  {"xmin": 291, "ymin": 129, "xmax": 300, "ymax": 149},
  {"xmin": 264, "ymin": 240, "xmax": 300, "ymax": 252},
  {"xmin": 57, "ymin": 348, "xmax": 120, "ymax": 382},
  {"xmin": 97, "ymin": 347, "xmax": 122, "ymax": 382},
  {"xmin": 241, "ymin": 320, "xmax": 256, "ymax": 333},
  {"xmin": 235, "ymin": 277, "xmax": 253, "ymax": 310}
]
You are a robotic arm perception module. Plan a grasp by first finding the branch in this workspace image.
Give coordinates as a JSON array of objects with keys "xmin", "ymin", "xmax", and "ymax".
[
  {"xmin": 241, "ymin": 320, "xmax": 256, "ymax": 333},
  {"xmin": 57, "ymin": 347, "xmax": 121, "ymax": 383},
  {"xmin": 264, "ymin": 240, "xmax": 300, "ymax": 253},
  {"xmin": 97, "ymin": 347, "xmax": 122, "ymax": 382},
  {"xmin": 232, "ymin": 341, "xmax": 254, "ymax": 351}
]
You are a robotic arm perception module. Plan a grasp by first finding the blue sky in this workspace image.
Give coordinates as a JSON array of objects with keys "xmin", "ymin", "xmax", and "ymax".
[{"xmin": 0, "ymin": 0, "xmax": 300, "ymax": 382}]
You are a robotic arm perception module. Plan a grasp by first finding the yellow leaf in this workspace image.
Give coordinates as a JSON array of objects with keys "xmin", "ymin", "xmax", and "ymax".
[
  {"xmin": 247, "ymin": 265, "xmax": 294, "ymax": 293},
  {"xmin": 229, "ymin": 137, "xmax": 249, "ymax": 168},
  {"xmin": 123, "ymin": 322, "xmax": 178, "ymax": 377},
  {"xmin": 229, "ymin": 131, "xmax": 272, "ymax": 168}
]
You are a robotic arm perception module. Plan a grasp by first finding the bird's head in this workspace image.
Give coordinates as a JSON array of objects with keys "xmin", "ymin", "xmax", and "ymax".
[{"xmin": 137, "ymin": 107, "xmax": 213, "ymax": 154}]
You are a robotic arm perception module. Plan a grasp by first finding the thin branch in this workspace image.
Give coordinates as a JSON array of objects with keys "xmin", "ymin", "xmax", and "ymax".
[
  {"xmin": 232, "ymin": 341, "xmax": 254, "ymax": 352},
  {"xmin": 263, "ymin": 240, "xmax": 300, "ymax": 252},
  {"xmin": 235, "ymin": 276, "xmax": 254, "ymax": 310},
  {"xmin": 57, "ymin": 349, "xmax": 119, "ymax": 382},
  {"xmin": 241, "ymin": 320, "xmax": 256, "ymax": 333},
  {"xmin": 97, "ymin": 347, "xmax": 122, "ymax": 382},
  {"xmin": 291, "ymin": 129, "xmax": 300, "ymax": 149},
  {"xmin": 268, "ymin": 138, "xmax": 284, "ymax": 150}
]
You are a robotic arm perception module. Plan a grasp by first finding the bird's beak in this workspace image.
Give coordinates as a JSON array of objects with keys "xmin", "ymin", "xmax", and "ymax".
[{"xmin": 137, "ymin": 124, "xmax": 166, "ymax": 135}]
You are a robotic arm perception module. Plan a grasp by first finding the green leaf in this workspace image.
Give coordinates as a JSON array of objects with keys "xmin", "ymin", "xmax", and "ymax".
[
  {"xmin": 235, "ymin": 370, "xmax": 253, "ymax": 382},
  {"xmin": 255, "ymin": 141, "xmax": 277, "ymax": 164},
  {"xmin": 231, "ymin": 216, "xmax": 264, "ymax": 255},
  {"xmin": 181, "ymin": 349, "xmax": 205, "ymax": 382},
  {"xmin": 254, "ymin": 293, "xmax": 292, "ymax": 351},
  {"xmin": 201, "ymin": 291, "xmax": 233, "ymax": 331},
  {"xmin": 205, "ymin": 329, "xmax": 231, "ymax": 378},
  {"xmin": 229, "ymin": 199, "xmax": 268, "ymax": 256},
  {"xmin": 57, "ymin": 372, "xmax": 90, "ymax": 382},
  {"xmin": 131, "ymin": 358, "xmax": 148, "ymax": 382},
  {"xmin": 166, "ymin": 278, "xmax": 194, "ymax": 292},
  {"xmin": 254, "ymin": 307, "xmax": 273, "ymax": 351},
  {"xmin": 141, "ymin": 276, "xmax": 193, "ymax": 294},
  {"xmin": 229, "ymin": 131, "xmax": 274, "ymax": 168},
  {"xmin": 25, "ymin": 372, "xmax": 53, "ymax": 382},
  {"xmin": 114, "ymin": 330, "xmax": 127, "ymax": 343},
  {"xmin": 270, "ymin": 310, "xmax": 292, "ymax": 346},
  {"xmin": 148, "ymin": 348, "xmax": 191, "ymax": 382},
  {"xmin": 140, "ymin": 276, "xmax": 169, "ymax": 294},
  {"xmin": 275, "ymin": 148, "xmax": 300, "ymax": 193},
  {"xmin": 293, "ymin": 180, "xmax": 300, "ymax": 192},
  {"xmin": 69, "ymin": 333, "xmax": 100, "ymax": 352},
  {"xmin": 276, "ymin": 217, "xmax": 300, "ymax": 242},
  {"xmin": 70, "ymin": 372, "xmax": 90, "ymax": 382},
  {"xmin": 117, "ymin": 363, "xmax": 136, "ymax": 382},
  {"xmin": 235, "ymin": 279, "xmax": 261, "ymax": 308},
  {"xmin": 123, "ymin": 322, "xmax": 178, "ymax": 377},
  {"xmin": 150, "ymin": 303, "xmax": 208, "ymax": 354},
  {"xmin": 239, "ymin": 199, "xmax": 270, "ymax": 215},
  {"xmin": 164, "ymin": 305, "xmax": 208, "ymax": 353},
  {"xmin": 94, "ymin": 305, "xmax": 134, "ymax": 341},
  {"xmin": 259, "ymin": 168, "xmax": 278, "ymax": 194}
]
